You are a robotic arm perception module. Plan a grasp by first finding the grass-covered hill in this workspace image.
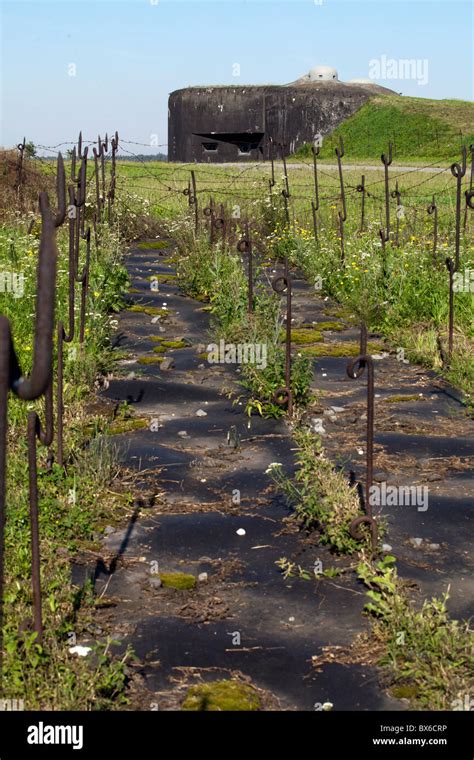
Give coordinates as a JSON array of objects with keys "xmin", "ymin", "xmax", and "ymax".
[{"xmin": 294, "ymin": 95, "xmax": 474, "ymax": 164}]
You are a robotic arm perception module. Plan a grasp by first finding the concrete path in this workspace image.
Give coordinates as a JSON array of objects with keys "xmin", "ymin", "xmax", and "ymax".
[{"xmin": 76, "ymin": 241, "xmax": 472, "ymax": 711}]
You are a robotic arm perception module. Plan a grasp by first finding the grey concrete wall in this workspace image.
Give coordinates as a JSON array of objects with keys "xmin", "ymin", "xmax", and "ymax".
[{"xmin": 168, "ymin": 83, "xmax": 390, "ymax": 162}]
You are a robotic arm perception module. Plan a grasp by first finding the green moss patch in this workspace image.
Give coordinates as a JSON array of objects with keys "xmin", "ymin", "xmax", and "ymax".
[
  {"xmin": 280, "ymin": 328, "xmax": 324, "ymax": 344},
  {"xmin": 160, "ymin": 572, "xmax": 196, "ymax": 590},
  {"xmin": 181, "ymin": 680, "xmax": 261, "ymax": 711},
  {"xmin": 137, "ymin": 356, "xmax": 165, "ymax": 365},
  {"xmin": 301, "ymin": 341, "xmax": 385, "ymax": 358},
  {"xmin": 151, "ymin": 337, "xmax": 187, "ymax": 349},
  {"xmin": 127, "ymin": 305, "xmax": 170, "ymax": 318},
  {"xmin": 152, "ymin": 345, "xmax": 167, "ymax": 354},
  {"xmin": 109, "ymin": 418, "xmax": 148, "ymax": 435},
  {"xmin": 384, "ymin": 394, "xmax": 423, "ymax": 403}
]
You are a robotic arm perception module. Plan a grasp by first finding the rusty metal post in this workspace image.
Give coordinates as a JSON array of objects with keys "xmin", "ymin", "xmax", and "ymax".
[
  {"xmin": 357, "ymin": 175, "xmax": 366, "ymax": 232},
  {"xmin": 391, "ymin": 181, "xmax": 401, "ymax": 247},
  {"xmin": 57, "ymin": 184, "xmax": 78, "ymax": 467},
  {"xmin": 280, "ymin": 144, "xmax": 291, "ymax": 228},
  {"xmin": 443, "ymin": 147, "xmax": 467, "ymax": 362},
  {"xmin": 380, "ymin": 142, "xmax": 393, "ymax": 244},
  {"xmin": 463, "ymin": 144, "xmax": 474, "ymax": 231},
  {"xmin": 451, "ymin": 146, "xmax": 467, "ymax": 272},
  {"xmin": 346, "ymin": 323, "xmax": 377, "ymax": 551},
  {"xmin": 271, "ymin": 260, "xmax": 292, "ymax": 416},
  {"xmin": 237, "ymin": 222, "xmax": 253, "ymax": 313},
  {"xmin": 311, "ymin": 145, "xmax": 320, "ymax": 242},
  {"xmin": 190, "ymin": 170, "xmax": 198, "ymax": 234},
  {"xmin": 445, "ymin": 257, "xmax": 455, "ymax": 359},
  {"xmin": 335, "ymin": 138, "xmax": 347, "ymax": 265},
  {"xmin": 269, "ymin": 136, "xmax": 275, "ymax": 193},
  {"xmin": 0, "ymin": 154, "xmax": 65, "ymax": 650},
  {"xmin": 78, "ymin": 227, "xmax": 91, "ymax": 343},
  {"xmin": 427, "ymin": 195, "xmax": 438, "ymax": 259},
  {"xmin": 16, "ymin": 137, "xmax": 26, "ymax": 211},
  {"xmin": 107, "ymin": 131, "xmax": 119, "ymax": 224}
]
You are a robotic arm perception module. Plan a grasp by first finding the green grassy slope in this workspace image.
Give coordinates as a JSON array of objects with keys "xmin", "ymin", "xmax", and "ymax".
[{"xmin": 294, "ymin": 95, "xmax": 474, "ymax": 163}]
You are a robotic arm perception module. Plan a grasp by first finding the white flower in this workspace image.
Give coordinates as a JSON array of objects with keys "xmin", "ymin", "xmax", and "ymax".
[{"xmin": 265, "ymin": 462, "xmax": 282, "ymax": 474}]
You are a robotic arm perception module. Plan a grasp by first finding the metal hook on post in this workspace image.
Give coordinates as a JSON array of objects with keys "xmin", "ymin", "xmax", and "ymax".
[
  {"xmin": 380, "ymin": 142, "xmax": 393, "ymax": 243},
  {"xmin": 346, "ymin": 323, "xmax": 378, "ymax": 552},
  {"xmin": 0, "ymin": 153, "xmax": 66, "ymax": 649},
  {"xmin": 451, "ymin": 145, "xmax": 467, "ymax": 272}
]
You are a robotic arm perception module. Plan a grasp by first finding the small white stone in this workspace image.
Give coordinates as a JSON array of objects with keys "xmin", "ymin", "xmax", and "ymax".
[
  {"xmin": 69, "ymin": 645, "xmax": 92, "ymax": 657},
  {"xmin": 357, "ymin": 449, "xmax": 364, "ymax": 455},
  {"xmin": 382, "ymin": 543, "xmax": 392, "ymax": 553},
  {"xmin": 288, "ymin": 616, "xmax": 295, "ymax": 622},
  {"xmin": 197, "ymin": 572, "xmax": 208, "ymax": 582},
  {"xmin": 195, "ymin": 409, "xmax": 207, "ymax": 417},
  {"xmin": 236, "ymin": 528, "xmax": 246, "ymax": 536}
]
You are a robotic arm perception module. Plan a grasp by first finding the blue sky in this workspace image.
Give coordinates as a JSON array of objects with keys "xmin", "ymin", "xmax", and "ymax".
[{"xmin": 1, "ymin": 0, "xmax": 472, "ymax": 155}]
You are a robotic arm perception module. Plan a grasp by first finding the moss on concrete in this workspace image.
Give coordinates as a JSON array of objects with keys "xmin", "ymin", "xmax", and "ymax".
[
  {"xmin": 137, "ymin": 356, "xmax": 165, "ymax": 365},
  {"xmin": 280, "ymin": 328, "xmax": 324, "ymax": 344},
  {"xmin": 109, "ymin": 418, "xmax": 148, "ymax": 434},
  {"xmin": 384, "ymin": 394, "xmax": 422, "ymax": 403},
  {"xmin": 127, "ymin": 305, "xmax": 170, "ymax": 318},
  {"xmin": 301, "ymin": 341, "xmax": 385, "ymax": 357},
  {"xmin": 181, "ymin": 680, "xmax": 261, "ymax": 711},
  {"xmin": 160, "ymin": 572, "xmax": 196, "ymax": 590}
]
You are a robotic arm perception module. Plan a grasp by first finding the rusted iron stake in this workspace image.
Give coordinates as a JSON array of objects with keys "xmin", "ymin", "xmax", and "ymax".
[
  {"xmin": 451, "ymin": 146, "xmax": 467, "ymax": 272},
  {"xmin": 391, "ymin": 180, "xmax": 401, "ymax": 247},
  {"xmin": 427, "ymin": 195, "xmax": 438, "ymax": 259},
  {"xmin": 463, "ymin": 144, "xmax": 474, "ymax": 231},
  {"xmin": 0, "ymin": 154, "xmax": 65, "ymax": 652},
  {"xmin": 445, "ymin": 147, "xmax": 467, "ymax": 361},
  {"xmin": 311, "ymin": 145, "xmax": 320, "ymax": 241},
  {"xmin": 335, "ymin": 138, "xmax": 347, "ymax": 265},
  {"xmin": 190, "ymin": 170, "xmax": 198, "ymax": 233},
  {"xmin": 16, "ymin": 137, "xmax": 26, "ymax": 211},
  {"xmin": 380, "ymin": 142, "xmax": 393, "ymax": 246},
  {"xmin": 357, "ymin": 175, "xmax": 366, "ymax": 232},
  {"xmin": 271, "ymin": 259, "xmax": 292, "ymax": 416},
  {"xmin": 237, "ymin": 222, "xmax": 253, "ymax": 313},
  {"xmin": 446, "ymin": 257, "xmax": 455, "ymax": 359},
  {"xmin": 346, "ymin": 323, "xmax": 378, "ymax": 551},
  {"xmin": 280, "ymin": 144, "xmax": 291, "ymax": 228}
]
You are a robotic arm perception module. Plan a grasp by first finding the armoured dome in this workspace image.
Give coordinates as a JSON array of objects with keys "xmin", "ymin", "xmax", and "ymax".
[{"xmin": 308, "ymin": 65, "xmax": 338, "ymax": 82}]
